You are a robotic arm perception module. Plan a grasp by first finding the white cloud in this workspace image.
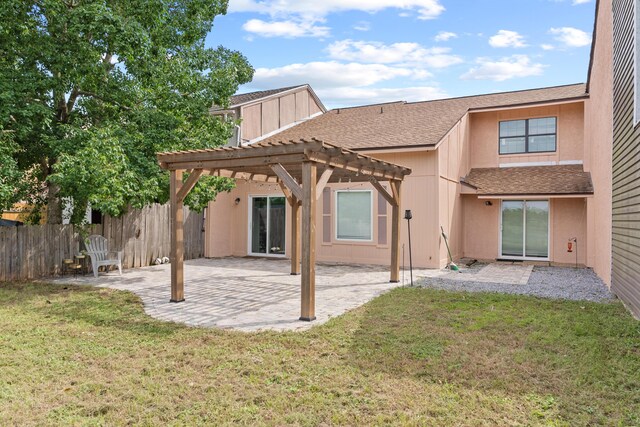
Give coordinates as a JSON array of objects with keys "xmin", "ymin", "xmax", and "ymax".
[
  {"xmin": 489, "ymin": 30, "xmax": 528, "ymax": 48},
  {"xmin": 541, "ymin": 44, "xmax": 555, "ymax": 51},
  {"xmin": 251, "ymin": 61, "xmax": 427, "ymax": 89},
  {"xmin": 317, "ymin": 86, "xmax": 448, "ymax": 106},
  {"xmin": 229, "ymin": 0, "xmax": 445, "ymax": 20},
  {"xmin": 549, "ymin": 27, "xmax": 591, "ymax": 47},
  {"xmin": 327, "ymin": 40, "xmax": 463, "ymax": 68},
  {"xmin": 572, "ymin": 0, "xmax": 591, "ymax": 4},
  {"xmin": 461, "ymin": 55, "xmax": 545, "ymax": 81},
  {"xmin": 434, "ymin": 31, "xmax": 457, "ymax": 42},
  {"xmin": 353, "ymin": 21, "xmax": 371, "ymax": 31},
  {"xmin": 242, "ymin": 19, "xmax": 330, "ymax": 38}
]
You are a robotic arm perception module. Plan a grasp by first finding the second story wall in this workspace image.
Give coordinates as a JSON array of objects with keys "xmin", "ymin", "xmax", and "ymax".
[
  {"xmin": 241, "ymin": 88, "xmax": 324, "ymax": 142},
  {"xmin": 468, "ymin": 102, "xmax": 585, "ymax": 170}
]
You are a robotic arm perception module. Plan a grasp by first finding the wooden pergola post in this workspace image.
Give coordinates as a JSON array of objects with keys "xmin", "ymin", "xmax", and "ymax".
[
  {"xmin": 170, "ymin": 170, "xmax": 185, "ymax": 302},
  {"xmin": 390, "ymin": 180, "xmax": 402, "ymax": 283},
  {"xmin": 300, "ymin": 161, "xmax": 317, "ymax": 321},
  {"xmin": 290, "ymin": 196, "xmax": 301, "ymax": 275}
]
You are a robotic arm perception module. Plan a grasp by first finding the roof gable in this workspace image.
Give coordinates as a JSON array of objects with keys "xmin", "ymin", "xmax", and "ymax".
[{"xmin": 211, "ymin": 85, "xmax": 326, "ymax": 113}]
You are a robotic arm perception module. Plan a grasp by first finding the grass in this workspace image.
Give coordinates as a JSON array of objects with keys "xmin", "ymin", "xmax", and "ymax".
[{"xmin": 0, "ymin": 282, "xmax": 638, "ymax": 426}]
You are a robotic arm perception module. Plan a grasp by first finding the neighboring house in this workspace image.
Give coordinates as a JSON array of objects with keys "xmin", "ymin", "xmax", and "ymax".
[
  {"xmin": 210, "ymin": 84, "xmax": 325, "ymax": 146},
  {"xmin": 205, "ymin": 84, "xmax": 611, "ymax": 277}
]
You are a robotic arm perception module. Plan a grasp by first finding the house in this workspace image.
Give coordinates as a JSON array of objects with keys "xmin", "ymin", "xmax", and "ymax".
[
  {"xmin": 204, "ymin": 84, "xmax": 610, "ymax": 276},
  {"xmin": 203, "ymin": 0, "xmax": 640, "ymax": 319}
]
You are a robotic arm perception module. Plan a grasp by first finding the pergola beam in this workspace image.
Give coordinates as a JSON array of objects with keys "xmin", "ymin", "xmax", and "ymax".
[
  {"xmin": 271, "ymin": 163, "xmax": 303, "ymax": 200},
  {"xmin": 369, "ymin": 178, "xmax": 397, "ymax": 207},
  {"xmin": 315, "ymin": 167, "xmax": 334, "ymax": 199},
  {"xmin": 177, "ymin": 169, "xmax": 204, "ymax": 203}
]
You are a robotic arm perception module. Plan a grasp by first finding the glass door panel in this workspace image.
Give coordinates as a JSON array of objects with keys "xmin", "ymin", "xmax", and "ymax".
[
  {"xmin": 525, "ymin": 201, "xmax": 549, "ymax": 258},
  {"xmin": 250, "ymin": 196, "xmax": 286, "ymax": 256},
  {"xmin": 501, "ymin": 201, "xmax": 524, "ymax": 257},
  {"xmin": 251, "ymin": 197, "xmax": 268, "ymax": 254},
  {"xmin": 268, "ymin": 197, "xmax": 286, "ymax": 255}
]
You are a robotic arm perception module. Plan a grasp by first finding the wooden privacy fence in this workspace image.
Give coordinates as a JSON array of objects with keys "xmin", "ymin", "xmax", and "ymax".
[{"xmin": 0, "ymin": 203, "xmax": 204, "ymax": 281}]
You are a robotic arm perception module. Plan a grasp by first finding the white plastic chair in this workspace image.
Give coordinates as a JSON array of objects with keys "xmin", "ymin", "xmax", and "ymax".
[{"xmin": 85, "ymin": 235, "xmax": 123, "ymax": 278}]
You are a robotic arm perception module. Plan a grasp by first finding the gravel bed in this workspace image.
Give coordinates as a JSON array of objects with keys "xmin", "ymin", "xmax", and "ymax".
[{"xmin": 419, "ymin": 264, "xmax": 615, "ymax": 302}]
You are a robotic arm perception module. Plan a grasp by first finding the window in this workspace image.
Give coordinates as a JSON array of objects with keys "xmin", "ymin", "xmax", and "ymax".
[
  {"xmin": 499, "ymin": 117, "xmax": 557, "ymax": 154},
  {"xmin": 336, "ymin": 190, "xmax": 372, "ymax": 241}
]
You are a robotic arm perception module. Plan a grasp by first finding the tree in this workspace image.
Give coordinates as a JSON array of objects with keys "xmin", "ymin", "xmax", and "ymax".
[{"xmin": 0, "ymin": 0, "xmax": 253, "ymax": 224}]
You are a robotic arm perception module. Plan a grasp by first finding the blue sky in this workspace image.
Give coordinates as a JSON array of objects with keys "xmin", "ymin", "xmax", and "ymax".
[{"xmin": 206, "ymin": 0, "xmax": 595, "ymax": 109}]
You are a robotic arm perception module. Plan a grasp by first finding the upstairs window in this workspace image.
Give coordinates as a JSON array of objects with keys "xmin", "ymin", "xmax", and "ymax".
[{"xmin": 499, "ymin": 117, "xmax": 557, "ymax": 154}]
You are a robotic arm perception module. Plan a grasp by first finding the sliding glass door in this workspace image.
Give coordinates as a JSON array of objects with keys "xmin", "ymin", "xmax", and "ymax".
[
  {"xmin": 250, "ymin": 196, "xmax": 286, "ymax": 256},
  {"xmin": 501, "ymin": 200, "xmax": 549, "ymax": 259}
]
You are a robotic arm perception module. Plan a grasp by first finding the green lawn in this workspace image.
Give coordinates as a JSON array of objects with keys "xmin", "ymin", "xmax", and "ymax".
[{"xmin": 0, "ymin": 282, "xmax": 638, "ymax": 426}]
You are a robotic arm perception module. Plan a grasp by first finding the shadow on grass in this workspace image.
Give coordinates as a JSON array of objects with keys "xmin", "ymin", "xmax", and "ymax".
[
  {"xmin": 348, "ymin": 287, "xmax": 640, "ymax": 424},
  {"xmin": 1, "ymin": 281, "xmax": 181, "ymax": 337}
]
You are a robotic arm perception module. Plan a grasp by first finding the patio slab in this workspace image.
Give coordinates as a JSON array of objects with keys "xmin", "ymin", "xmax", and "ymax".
[{"xmin": 52, "ymin": 257, "xmax": 436, "ymax": 332}]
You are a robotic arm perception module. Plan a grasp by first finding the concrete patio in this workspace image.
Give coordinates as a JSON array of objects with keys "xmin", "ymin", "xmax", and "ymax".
[{"xmin": 53, "ymin": 257, "xmax": 435, "ymax": 332}]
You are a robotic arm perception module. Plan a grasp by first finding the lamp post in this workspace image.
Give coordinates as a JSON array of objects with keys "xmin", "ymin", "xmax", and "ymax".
[{"xmin": 404, "ymin": 209, "xmax": 413, "ymax": 286}]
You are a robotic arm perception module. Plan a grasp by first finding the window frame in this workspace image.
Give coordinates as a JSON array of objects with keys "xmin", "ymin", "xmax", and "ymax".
[
  {"xmin": 498, "ymin": 117, "xmax": 558, "ymax": 155},
  {"xmin": 334, "ymin": 189, "xmax": 374, "ymax": 242}
]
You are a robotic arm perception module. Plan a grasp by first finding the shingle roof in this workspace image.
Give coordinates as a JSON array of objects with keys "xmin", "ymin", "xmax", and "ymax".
[
  {"xmin": 259, "ymin": 83, "xmax": 587, "ymax": 150},
  {"xmin": 462, "ymin": 165, "xmax": 594, "ymax": 195},
  {"xmin": 211, "ymin": 86, "xmax": 305, "ymax": 111}
]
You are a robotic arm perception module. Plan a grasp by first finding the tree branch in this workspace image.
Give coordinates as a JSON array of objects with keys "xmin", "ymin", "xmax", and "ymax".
[
  {"xmin": 77, "ymin": 90, "xmax": 131, "ymax": 111},
  {"xmin": 66, "ymin": 88, "xmax": 79, "ymax": 115}
]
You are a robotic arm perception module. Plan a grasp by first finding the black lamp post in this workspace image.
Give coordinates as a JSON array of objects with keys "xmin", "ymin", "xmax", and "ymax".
[{"xmin": 404, "ymin": 209, "xmax": 413, "ymax": 286}]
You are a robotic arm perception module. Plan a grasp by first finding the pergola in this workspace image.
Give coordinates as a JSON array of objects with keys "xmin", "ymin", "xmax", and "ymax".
[{"xmin": 157, "ymin": 138, "xmax": 412, "ymax": 321}]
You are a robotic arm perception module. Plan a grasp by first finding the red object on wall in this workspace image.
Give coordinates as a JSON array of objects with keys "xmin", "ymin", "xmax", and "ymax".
[{"xmin": 567, "ymin": 241, "xmax": 573, "ymax": 253}]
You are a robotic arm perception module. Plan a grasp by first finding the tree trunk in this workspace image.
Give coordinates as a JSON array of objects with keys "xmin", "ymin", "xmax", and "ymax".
[{"xmin": 46, "ymin": 181, "xmax": 63, "ymax": 224}]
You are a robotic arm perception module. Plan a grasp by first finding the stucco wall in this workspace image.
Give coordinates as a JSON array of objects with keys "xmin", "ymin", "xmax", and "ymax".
[
  {"xmin": 204, "ymin": 150, "xmax": 442, "ymax": 268},
  {"xmin": 461, "ymin": 196, "xmax": 587, "ymax": 265},
  {"xmin": 584, "ymin": 0, "xmax": 613, "ymax": 285},
  {"xmin": 437, "ymin": 114, "xmax": 470, "ymax": 267},
  {"xmin": 468, "ymin": 102, "xmax": 585, "ymax": 169}
]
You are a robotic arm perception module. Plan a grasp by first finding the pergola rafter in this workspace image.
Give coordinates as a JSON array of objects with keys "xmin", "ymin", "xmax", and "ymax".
[{"xmin": 157, "ymin": 138, "xmax": 412, "ymax": 322}]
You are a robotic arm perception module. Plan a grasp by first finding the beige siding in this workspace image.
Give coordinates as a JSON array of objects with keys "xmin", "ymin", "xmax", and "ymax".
[
  {"xmin": 309, "ymin": 96, "xmax": 323, "ymax": 116},
  {"xmin": 261, "ymin": 98, "xmax": 280, "ymax": 135},
  {"xmin": 238, "ymin": 88, "xmax": 322, "ymax": 142},
  {"xmin": 242, "ymin": 104, "xmax": 262, "ymax": 141},
  {"xmin": 280, "ymin": 94, "xmax": 296, "ymax": 127},
  {"xmin": 612, "ymin": 0, "xmax": 640, "ymax": 317},
  {"xmin": 295, "ymin": 91, "xmax": 310, "ymax": 121}
]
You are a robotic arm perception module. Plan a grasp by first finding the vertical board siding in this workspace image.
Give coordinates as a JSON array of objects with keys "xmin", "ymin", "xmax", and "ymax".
[
  {"xmin": 612, "ymin": 0, "xmax": 640, "ymax": 317},
  {"xmin": 0, "ymin": 204, "xmax": 203, "ymax": 281}
]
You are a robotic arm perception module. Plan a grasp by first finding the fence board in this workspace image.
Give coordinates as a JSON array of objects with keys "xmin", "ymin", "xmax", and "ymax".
[{"xmin": 0, "ymin": 203, "xmax": 203, "ymax": 281}]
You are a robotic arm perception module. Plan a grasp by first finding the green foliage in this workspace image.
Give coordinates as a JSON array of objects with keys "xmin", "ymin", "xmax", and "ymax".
[{"xmin": 0, "ymin": 0, "xmax": 253, "ymax": 222}]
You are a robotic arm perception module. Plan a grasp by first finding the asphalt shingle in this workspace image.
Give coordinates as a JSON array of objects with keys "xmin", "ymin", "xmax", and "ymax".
[{"xmin": 259, "ymin": 83, "xmax": 587, "ymax": 150}]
